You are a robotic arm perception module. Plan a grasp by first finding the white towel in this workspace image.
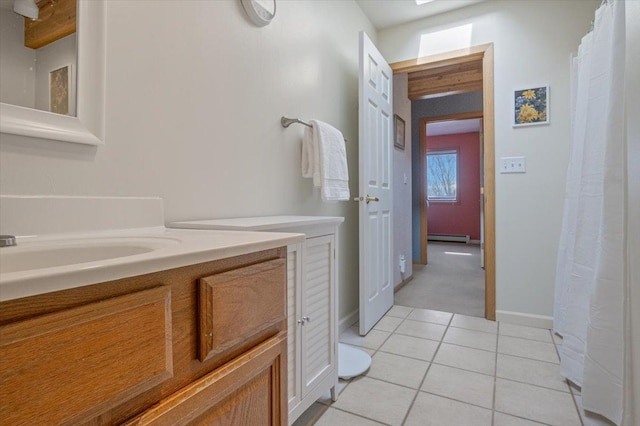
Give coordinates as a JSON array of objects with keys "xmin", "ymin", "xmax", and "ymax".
[
  {"xmin": 301, "ymin": 125, "xmax": 320, "ymax": 186},
  {"xmin": 311, "ymin": 120, "xmax": 350, "ymax": 201}
]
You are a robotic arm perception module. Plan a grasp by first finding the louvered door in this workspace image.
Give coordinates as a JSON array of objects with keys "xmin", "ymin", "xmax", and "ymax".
[
  {"xmin": 300, "ymin": 234, "xmax": 335, "ymax": 396},
  {"xmin": 286, "ymin": 244, "xmax": 303, "ymax": 413}
]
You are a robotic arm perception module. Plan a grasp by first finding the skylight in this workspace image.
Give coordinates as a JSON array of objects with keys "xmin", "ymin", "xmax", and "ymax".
[{"xmin": 416, "ymin": 0, "xmax": 436, "ymax": 5}]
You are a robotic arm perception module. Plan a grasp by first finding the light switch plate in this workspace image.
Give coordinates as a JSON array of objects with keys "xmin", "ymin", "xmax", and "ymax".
[{"xmin": 500, "ymin": 156, "xmax": 526, "ymax": 173}]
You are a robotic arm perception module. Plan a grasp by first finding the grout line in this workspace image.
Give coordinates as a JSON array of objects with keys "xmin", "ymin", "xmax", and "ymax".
[
  {"xmin": 420, "ymin": 389, "xmax": 493, "ymax": 411},
  {"xmin": 491, "ymin": 321, "xmax": 499, "ymax": 426},
  {"xmin": 326, "ymin": 406, "xmax": 388, "ymax": 425},
  {"xmin": 493, "ymin": 409, "xmax": 556, "ymax": 426},
  {"xmin": 399, "ymin": 312, "xmax": 454, "ymax": 425}
]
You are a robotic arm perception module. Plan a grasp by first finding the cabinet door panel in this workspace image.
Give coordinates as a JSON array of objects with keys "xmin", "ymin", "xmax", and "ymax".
[
  {"xmin": 125, "ymin": 333, "xmax": 287, "ymax": 426},
  {"xmin": 287, "ymin": 244, "xmax": 302, "ymax": 411},
  {"xmin": 301, "ymin": 235, "xmax": 334, "ymax": 393},
  {"xmin": 198, "ymin": 258, "xmax": 286, "ymax": 363},
  {"xmin": 0, "ymin": 286, "xmax": 173, "ymax": 426}
]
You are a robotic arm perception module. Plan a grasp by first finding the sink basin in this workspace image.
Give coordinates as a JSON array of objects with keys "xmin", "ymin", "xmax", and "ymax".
[{"xmin": 0, "ymin": 237, "xmax": 180, "ymax": 274}]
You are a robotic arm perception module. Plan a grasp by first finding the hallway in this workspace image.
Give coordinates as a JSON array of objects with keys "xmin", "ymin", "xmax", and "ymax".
[{"xmin": 395, "ymin": 242, "xmax": 485, "ymax": 318}]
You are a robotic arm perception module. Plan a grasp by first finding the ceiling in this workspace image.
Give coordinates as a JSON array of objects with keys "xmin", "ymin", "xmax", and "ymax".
[
  {"xmin": 427, "ymin": 118, "xmax": 481, "ymax": 136},
  {"xmin": 355, "ymin": 0, "xmax": 486, "ymax": 30}
]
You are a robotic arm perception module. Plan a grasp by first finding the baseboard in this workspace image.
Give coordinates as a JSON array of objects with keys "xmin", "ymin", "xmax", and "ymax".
[
  {"xmin": 394, "ymin": 275, "xmax": 413, "ymax": 292},
  {"xmin": 495, "ymin": 310, "xmax": 553, "ymax": 329},
  {"xmin": 339, "ymin": 309, "xmax": 359, "ymax": 334}
]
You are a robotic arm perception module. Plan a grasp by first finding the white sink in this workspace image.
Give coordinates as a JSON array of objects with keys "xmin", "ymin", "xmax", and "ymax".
[{"xmin": 0, "ymin": 237, "xmax": 180, "ymax": 273}]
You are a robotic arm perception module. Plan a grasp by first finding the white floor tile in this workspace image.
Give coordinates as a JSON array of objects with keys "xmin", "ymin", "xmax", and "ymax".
[
  {"xmin": 317, "ymin": 379, "xmax": 350, "ymax": 405},
  {"xmin": 495, "ymin": 378, "xmax": 582, "ymax": 426},
  {"xmin": 379, "ymin": 333, "xmax": 440, "ymax": 361},
  {"xmin": 497, "ymin": 353, "xmax": 569, "ymax": 392},
  {"xmin": 450, "ymin": 314, "xmax": 498, "ymax": 334},
  {"xmin": 373, "ymin": 315, "xmax": 403, "ymax": 332},
  {"xmin": 395, "ymin": 319, "xmax": 447, "ymax": 341},
  {"xmin": 340, "ymin": 327, "xmax": 390, "ymax": 351},
  {"xmin": 366, "ymin": 351, "xmax": 429, "ymax": 389},
  {"xmin": 443, "ymin": 327, "xmax": 497, "ymax": 352},
  {"xmin": 499, "ymin": 322, "xmax": 553, "ymax": 343},
  {"xmin": 434, "ymin": 343, "xmax": 496, "ymax": 375},
  {"xmin": 422, "ymin": 364, "xmax": 494, "ymax": 408},
  {"xmin": 498, "ymin": 335, "xmax": 559, "ymax": 364},
  {"xmin": 387, "ymin": 305, "xmax": 413, "ymax": 318},
  {"xmin": 292, "ymin": 402, "xmax": 327, "ymax": 426},
  {"xmin": 314, "ymin": 407, "xmax": 385, "ymax": 426},
  {"xmin": 407, "ymin": 308, "xmax": 453, "ymax": 325},
  {"xmin": 331, "ymin": 377, "xmax": 415, "ymax": 426},
  {"xmin": 404, "ymin": 392, "xmax": 492, "ymax": 426},
  {"xmin": 493, "ymin": 412, "xmax": 546, "ymax": 426}
]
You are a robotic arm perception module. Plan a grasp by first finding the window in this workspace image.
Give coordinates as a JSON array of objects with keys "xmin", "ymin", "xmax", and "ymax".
[{"xmin": 427, "ymin": 150, "xmax": 458, "ymax": 201}]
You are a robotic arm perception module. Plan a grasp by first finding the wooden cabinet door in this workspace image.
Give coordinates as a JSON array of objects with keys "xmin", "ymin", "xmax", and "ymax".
[
  {"xmin": 125, "ymin": 333, "xmax": 287, "ymax": 426},
  {"xmin": 301, "ymin": 235, "xmax": 335, "ymax": 396},
  {"xmin": 0, "ymin": 286, "xmax": 173, "ymax": 426}
]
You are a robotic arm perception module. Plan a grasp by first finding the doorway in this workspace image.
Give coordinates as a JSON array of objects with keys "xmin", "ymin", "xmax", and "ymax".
[{"xmin": 390, "ymin": 43, "xmax": 495, "ymax": 320}]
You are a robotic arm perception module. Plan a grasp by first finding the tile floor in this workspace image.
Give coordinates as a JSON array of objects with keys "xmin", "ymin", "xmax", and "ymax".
[{"xmin": 293, "ymin": 305, "xmax": 586, "ymax": 426}]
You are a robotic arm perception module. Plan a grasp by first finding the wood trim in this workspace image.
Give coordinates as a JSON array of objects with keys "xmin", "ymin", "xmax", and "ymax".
[
  {"xmin": 25, "ymin": 0, "xmax": 76, "ymax": 49},
  {"xmin": 482, "ymin": 44, "xmax": 496, "ymax": 320},
  {"xmin": 390, "ymin": 43, "xmax": 496, "ymax": 321},
  {"xmin": 390, "ymin": 43, "xmax": 493, "ymax": 74}
]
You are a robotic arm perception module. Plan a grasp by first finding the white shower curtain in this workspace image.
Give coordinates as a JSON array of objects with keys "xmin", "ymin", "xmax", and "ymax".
[{"xmin": 553, "ymin": 1, "xmax": 628, "ymax": 425}]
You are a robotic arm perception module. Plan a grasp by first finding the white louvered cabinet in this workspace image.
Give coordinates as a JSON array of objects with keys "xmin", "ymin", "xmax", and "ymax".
[{"xmin": 168, "ymin": 216, "xmax": 344, "ymax": 425}]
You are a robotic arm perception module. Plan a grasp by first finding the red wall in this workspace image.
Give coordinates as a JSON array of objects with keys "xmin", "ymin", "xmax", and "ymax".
[{"xmin": 426, "ymin": 132, "xmax": 481, "ymax": 240}]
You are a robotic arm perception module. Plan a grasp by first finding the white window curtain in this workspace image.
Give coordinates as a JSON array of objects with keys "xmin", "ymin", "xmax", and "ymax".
[{"xmin": 553, "ymin": 1, "xmax": 630, "ymax": 425}]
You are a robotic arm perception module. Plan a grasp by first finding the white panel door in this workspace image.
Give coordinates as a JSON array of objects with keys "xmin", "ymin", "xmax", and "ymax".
[
  {"xmin": 358, "ymin": 31, "xmax": 394, "ymax": 335},
  {"xmin": 301, "ymin": 235, "xmax": 335, "ymax": 394}
]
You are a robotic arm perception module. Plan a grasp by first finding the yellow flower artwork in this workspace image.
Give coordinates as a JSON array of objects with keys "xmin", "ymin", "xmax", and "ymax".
[{"xmin": 514, "ymin": 86, "xmax": 549, "ymax": 126}]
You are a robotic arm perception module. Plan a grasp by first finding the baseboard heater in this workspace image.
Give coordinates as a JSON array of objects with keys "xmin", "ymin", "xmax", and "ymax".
[{"xmin": 427, "ymin": 234, "xmax": 470, "ymax": 244}]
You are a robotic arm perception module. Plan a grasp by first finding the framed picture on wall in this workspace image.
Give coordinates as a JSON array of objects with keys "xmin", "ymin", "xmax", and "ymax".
[
  {"xmin": 49, "ymin": 65, "xmax": 71, "ymax": 115},
  {"xmin": 394, "ymin": 114, "xmax": 405, "ymax": 150},
  {"xmin": 513, "ymin": 85, "xmax": 549, "ymax": 127}
]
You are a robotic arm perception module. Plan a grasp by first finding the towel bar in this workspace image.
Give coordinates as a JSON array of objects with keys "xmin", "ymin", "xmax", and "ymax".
[{"xmin": 281, "ymin": 116, "xmax": 347, "ymax": 142}]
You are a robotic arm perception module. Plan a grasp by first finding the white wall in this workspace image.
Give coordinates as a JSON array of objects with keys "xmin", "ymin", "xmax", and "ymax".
[
  {"xmin": 34, "ymin": 34, "xmax": 77, "ymax": 115},
  {"xmin": 378, "ymin": 0, "xmax": 599, "ymax": 318},
  {"xmin": 0, "ymin": 0, "xmax": 376, "ymax": 322},
  {"xmin": 392, "ymin": 73, "xmax": 412, "ymax": 286}
]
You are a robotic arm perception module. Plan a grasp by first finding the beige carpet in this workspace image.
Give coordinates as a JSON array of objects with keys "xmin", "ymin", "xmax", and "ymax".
[{"xmin": 394, "ymin": 242, "xmax": 485, "ymax": 318}]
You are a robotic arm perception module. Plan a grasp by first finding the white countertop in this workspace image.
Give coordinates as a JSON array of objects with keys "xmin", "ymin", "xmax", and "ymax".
[
  {"xmin": 170, "ymin": 215, "xmax": 344, "ymax": 232},
  {"xmin": 0, "ymin": 226, "xmax": 304, "ymax": 302}
]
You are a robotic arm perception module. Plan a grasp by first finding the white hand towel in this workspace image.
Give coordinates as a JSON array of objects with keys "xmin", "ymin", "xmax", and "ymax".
[
  {"xmin": 301, "ymin": 125, "xmax": 321, "ymax": 186},
  {"xmin": 311, "ymin": 120, "xmax": 350, "ymax": 201}
]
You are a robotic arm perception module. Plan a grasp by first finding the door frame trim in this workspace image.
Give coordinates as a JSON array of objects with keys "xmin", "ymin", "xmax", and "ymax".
[{"xmin": 390, "ymin": 43, "xmax": 495, "ymax": 320}]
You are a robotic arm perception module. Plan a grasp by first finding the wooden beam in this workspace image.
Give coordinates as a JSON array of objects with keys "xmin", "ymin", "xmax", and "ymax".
[
  {"xmin": 24, "ymin": 0, "xmax": 76, "ymax": 49},
  {"xmin": 390, "ymin": 43, "xmax": 492, "ymax": 74},
  {"xmin": 409, "ymin": 82, "xmax": 483, "ymax": 100}
]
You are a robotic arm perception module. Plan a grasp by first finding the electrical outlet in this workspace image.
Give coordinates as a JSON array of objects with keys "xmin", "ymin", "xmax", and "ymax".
[{"xmin": 500, "ymin": 156, "xmax": 526, "ymax": 173}]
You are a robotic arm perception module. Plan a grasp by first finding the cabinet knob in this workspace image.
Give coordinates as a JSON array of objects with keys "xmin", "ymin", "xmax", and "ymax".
[
  {"xmin": 297, "ymin": 319, "xmax": 304, "ymax": 325},
  {"xmin": 303, "ymin": 316, "xmax": 310, "ymax": 322}
]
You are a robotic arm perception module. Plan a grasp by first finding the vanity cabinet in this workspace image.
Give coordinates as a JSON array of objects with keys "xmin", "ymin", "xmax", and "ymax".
[
  {"xmin": 169, "ymin": 216, "xmax": 344, "ymax": 425},
  {"xmin": 0, "ymin": 248, "xmax": 288, "ymax": 425}
]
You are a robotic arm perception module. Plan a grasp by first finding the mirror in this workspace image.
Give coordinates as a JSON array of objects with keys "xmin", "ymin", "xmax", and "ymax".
[
  {"xmin": 0, "ymin": 0, "xmax": 105, "ymax": 146},
  {"xmin": 0, "ymin": 0, "xmax": 77, "ymax": 116}
]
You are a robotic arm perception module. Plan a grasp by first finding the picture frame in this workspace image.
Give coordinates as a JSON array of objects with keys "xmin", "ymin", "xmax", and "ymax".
[
  {"xmin": 49, "ymin": 65, "xmax": 72, "ymax": 115},
  {"xmin": 394, "ymin": 114, "xmax": 405, "ymax": 150},
  {"xmin": 513, "ymin": 85, "xmax": 549, "ymax": 127}
]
